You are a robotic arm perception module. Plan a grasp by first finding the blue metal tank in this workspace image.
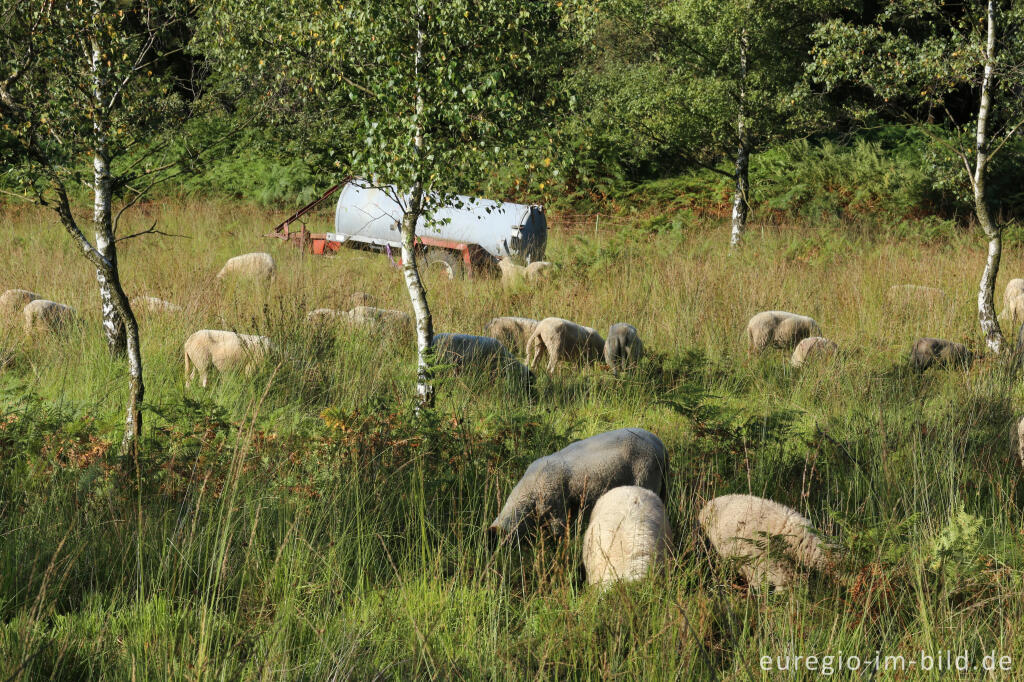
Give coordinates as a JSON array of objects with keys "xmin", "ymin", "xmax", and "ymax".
[{"xmin": 328, "ymin": 181, "xmax": 547, "ymax": 263}]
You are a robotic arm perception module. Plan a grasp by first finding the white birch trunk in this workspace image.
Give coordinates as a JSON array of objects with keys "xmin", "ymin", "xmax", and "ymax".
[
  {"xmin": 975, "ymin": 0, "xmax": 1003, "ymax": 353},
  {"xmin": 730, "ymin": 27, "xmax": 749, "ymax": 249},
  {"xmin": 91, "ymin": 37, "xmax": 126, "ymax": 355},
  {"xmin": 400, "ymin": 8, "xmax": 434, "ymax": 408}
]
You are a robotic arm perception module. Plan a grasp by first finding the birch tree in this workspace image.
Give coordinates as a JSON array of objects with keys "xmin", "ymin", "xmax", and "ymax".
[
  {"xmin": 572, "ymin": 0, "xmax": 844, "ymax": 247},
  {"xmin": 203, "ymin": 0, "xmax": 565, "ymax": 406},
  {"xmin": 1, "ymin": 0, "xmax": 198, "ymax": 453},
  {"xmin": 810, "ymin": 0, "xmax": 1024, "ymax": 352}
]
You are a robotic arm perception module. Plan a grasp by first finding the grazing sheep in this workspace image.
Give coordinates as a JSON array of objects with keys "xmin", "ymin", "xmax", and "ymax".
[
  {"xmin": 699, "ymin": 494, "xmax": 826, "ymax": 591},
  {"xmin": 0, "ymin": 289, "xmax": 40, "ymax": 319},
  {"xmin": 583, "ymin": 486, "xmax": 671, "ymax": 587},
  {"xmin": 1011, "ymin": 416, "xmax": 1024, "ymax": 470},
  {"xmin": 483, "ymin": 316, "xmax": 539, "ymax": 354},
  {"xmin": 746, "ymin": 311, "xmax": 821, "ymax": 353},
  {"xmin": 345, "ymin": 306, "xmax": 412, "ymax": 331},
  {"xmin": 604, "ymin": 323, "xmax": 644, "ymax": 374},
  {"xmin": 886, "ymin": 284, "xmax": 946, "ymax": 306},
  {"xmin": 909, "ymin": 337, "xmax": 973, "ymax": 372},
  {"xmin": 489, "ymin": 428, "xmax": 668, "ymax": 543},
  {"xmin": 1002, "ymin": 279, "xmax": 1024, "ymax": 325},
  {"xmin": 525, "ymin": 317, "xmax": 605, "ymax": 372},
  {"xmin": 131, "ymin": 296, "xmax": 182, "ymax": 314},
  {"xmin": 497, "ymin": 258, "xmax": 527, "ymax": 285},
  {"xmin": 306, "ymin": 308, "xmax": 345, "ymax": 324},
  {"xmin": 349, "ymin": 291, "xmax": 376, "ymax": 307},
  {"xmin": 183, "ymin": 330, "xmax": 273, "ymax": 388},
  {"xmin": 790, "ymin": 337, "xmax": 838, "ymax": 368},
  {"xmin": 525, "ymin": 261, "xmax": 557, "ymax": 281},
  {"xmin": 430, "ymin": 333, "xmax": 534, "ymax": 390},
  {"xmin": 23, "ymin": 300, "xmax": 75, "ymax": 335},
  {"xmin": 216, "ymin": 252, "xmax": 276, "ymax": 283}
]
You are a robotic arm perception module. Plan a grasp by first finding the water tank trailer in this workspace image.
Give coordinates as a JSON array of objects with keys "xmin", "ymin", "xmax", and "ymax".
[{"xmin": 269, "ymin": 179, "xmax": 547, "ymax": 278}]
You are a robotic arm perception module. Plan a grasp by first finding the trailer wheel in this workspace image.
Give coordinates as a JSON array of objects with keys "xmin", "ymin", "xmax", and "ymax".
[{"xmin": 425, "ymin": 248, "xmax": 464, "ymax": 280}]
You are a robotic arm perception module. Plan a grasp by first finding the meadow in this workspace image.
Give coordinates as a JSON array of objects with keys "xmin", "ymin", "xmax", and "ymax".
[{"xmin": 3, "ymin": 198, "xmax": 1024, "ymax": 679}]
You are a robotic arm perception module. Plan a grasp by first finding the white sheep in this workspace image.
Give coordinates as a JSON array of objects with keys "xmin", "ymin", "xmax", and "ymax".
[
  {"xmin": 583, "ymin": 486, "xmax": 671, "ymax": 587},
  {"xmin": 790, "ymin": 337, "xmax": 838, "ymax": 368},
  {"xmin": 525, "ymin": 261, "xmax": 556, "ymax": 281},
  {"xmin": 131, "ymin": 296, "xmax": 183, "ymax": 314},
  {"xmin": 1002, "ymin": 279, "xmax": 1024, "ymax": 326},
  {"xmin": 306, "ymin": 307, "xmax": 345, "ymax": 324},
  {"xmin": 183, "ymin": 329, "xmax": 274, "ymax": 388},
  {"xmin": 497, "ymin": 258, "xmax": 527, "ymax": 285},
  {"xmin": 349, "ymin": 291, "xmax": 377, "ymax": 307},
  {"xmin": 604, "ymin": 323, "xmax": 644, "ymax": 374},
  {"xmin": 1, "ymin": 289, "xmax": 40, "ymax": 319},
  {"xmin": 698, "ymin": 494, "xmax": 827, "ymax": 591},
  {"xmin": 746, "ymin": 311, "xmax": 821, "ymax": 353},
  {"xmin": 525, "ymin": 317, "xmax": 605, "ymax": 373},
  {"xmin": 23, "ymin": 299, "xmax": 76, "ymax": 335},
  {"xmin": 216, "ymin": 252, "xmax": 276, "ymax": 283},
  {"xmin": 345, "ymin": 306, "xmax": 412, "ymax": 331},
  {"xmin": 483, "ymin": 316, "xmax": 539, "ymax": 354}
]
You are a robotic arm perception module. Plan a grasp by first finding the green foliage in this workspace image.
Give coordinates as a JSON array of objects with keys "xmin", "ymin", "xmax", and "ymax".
[{"xmin": 927, "ymin": 504, "xmax": 985, "ymax": 578}]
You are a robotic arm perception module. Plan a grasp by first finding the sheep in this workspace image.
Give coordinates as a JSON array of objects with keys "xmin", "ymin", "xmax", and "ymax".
[
  {"xmin": 1011, "ymin": 416, "xmax": 1024, "ymax": 470},
  {"xmin": 604, "ymin": 323, "xmax": 644, "ymax": 374},
  {"xmin": 886, "ymin": 284, "xmax": 945, "ymax": 307},
  {"xmin": 790, "ymin": 337, "xmax": 838, "ymax": 368},
  {"xmin": 131, "ymin": 296, "xmax": 182, "ymax": 314},
  {"xmin": 525, "ymin": 261, "xmax": 557, "ymax": 281},
  {"xmin": 497, "ymin": 258, "xmax": 527, "ymax": 285},
  {"xmin": 23, "ymin": 300, "xmax": 75, "ymax": 335},
  {"xmin": 483, "ymin": 316, "xmax": 539, "ymax": 354},
  {"xmin": 582, "ymin": 486, "xmax": 671, "ymax": 587},
  {"xmin": 183, "ymin": 329, "xmax": 274, "ymax": 388},
  {"xmin": 345, "ymin": 306, "xmax": 412, "ymax": 331},
  {"xmin": 349, "ymin": 291, "xmax": 376, "ymax": 308},
  {"xmin": 306, "ymin": 307, "xmax": 345, "ymax": 324},
  {"xmin": 489, "ymin": 428, "xmax": 668, "ymax": 544},
  {"xmin": 430, "ymin": 333, "xmax": 534, "ymax": 390},
  {"xmin": 525, "ymin": 317, "xmax": 605, "ymax": 373},
  {"xmin": 698, "ymin": 494, "xmax": 826, "ymax": 591},
  {"xmin": 1002, "ymin": 279, "xmax": 1024, "ymax": 325},
  {"xmin": 216, "ymin": 252, "xmax": 276, "ymax": 283},
  {"xmin": 1, "ymin": 289, "xmax": 40, "ymax": 319},
  {"xmin": 909, "ymin": 337, "xmax": 973, "ymax": 372},
  {"xmin": 746, "ymin": 311, "xmax": 821, "ymax": 353}
]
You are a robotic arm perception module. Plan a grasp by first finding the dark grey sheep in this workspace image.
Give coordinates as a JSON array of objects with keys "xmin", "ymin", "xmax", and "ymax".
[
  {"xmin": 431, "ymin": 333, "xmax": 534, "ymax": 390},
  {"xmin": 489, "ymin": 428, "xmax": 668, "ymax": 543},
  {"xmin": 909, "ymin": 337, "xmax": 973, "ymax": 371},
  {"xmin": 604, "ymin": 323, "xmax": 644, "ymax": 374}
]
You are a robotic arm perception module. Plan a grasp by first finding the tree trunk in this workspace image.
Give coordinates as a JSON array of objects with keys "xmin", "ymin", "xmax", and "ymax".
[
  {"xmin": 91, "ymin": 39, "xmax": 126, "ymax": 355},
  {"xmin": 54, "ymin": 187, "xmax": 143, "ymax": 454},
  {"xmin": 400, "ymin": 7, "xmax": 434, "ymax": 408},
  {"xmin": 730, "ymin": 27, "xmax": 749, "ymax": 249},
  {"xmin": 975, "ymin": 0, "xmax": 1003, "ymax": 353}
]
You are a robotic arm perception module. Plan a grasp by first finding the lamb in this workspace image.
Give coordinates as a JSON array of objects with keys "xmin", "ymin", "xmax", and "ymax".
[
  {"xmin": 909, "ymin": 337, "xmax": 973, "ymax": 372},
  {"xmin": 306, "ymin": 307, "xmax": 345, "ymax": 324},
  {"xmin": 698, "ymin": 494, "xmax": 826, "ymax": 591},
  {"xmin": 525, "ymin": 261, "xmax": 556, "ymax": 281},
  {"xmin": 349, "ymin": 291, "xmax": 376, "ymax": 307},
  {"xmin": 489, "ymin": 428, "xmax": 668, "ymax": 543},
  {"xmin": 790, "ymin": 337, "xmax": 838, "ymax": 368},
  {"xmin": 430, "ymin": 333, "xmax": 534, "ymax": 390},
  {"xmin": 746, "ymin": 311, "xmax": 821, "ymax": 353},
  {"xmin": 216, "ymin": 252, "xmax": 276, "ymax": 283},
  {"xmin": 345, "ymin": 306, "xmax": 412, "ymax": 331},
  {"xmin": 483, "ymin": 316, "xmax": 539, "ymax": 354},
  {"xmin": 886, "ymin": 284, "xmax": 945, "ymax": 306},
  {"xmin": 1, "ymin": 289, "xmax": 40, "ymax": 319},
  {"xmin": 582, "ymin": 486, "xmax": 671, "ymax": 587},
  {"xmin": 23, "ymin": 299, "xmax": 75, "ymax": 335},
  {"xmin": 604, "ymin": 323, "xmax": 644, "ymax": 374},
  {"xmin": 183, "ymin": 329, "xmax": 274, "ymax": 388},
  {"xmin": 1002, "ymin": 279, "xmax": 1024, "ymax": 325},
  {"xmin": 525, "ymin": 317, "xmax": 605, "ymax": 373},
  {"xmin": 497, "ymin": 258, "xmax": 527, "ymax": 285},
  {"xmin": 131, "ymin": 296, "xmax": 183, "ymax": 314}
]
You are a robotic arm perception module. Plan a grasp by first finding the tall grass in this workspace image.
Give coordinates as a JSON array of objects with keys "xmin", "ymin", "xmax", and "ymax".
[{"xmin": 3, "ymin": 199, "xmax": 1024, "ymax": 679}]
